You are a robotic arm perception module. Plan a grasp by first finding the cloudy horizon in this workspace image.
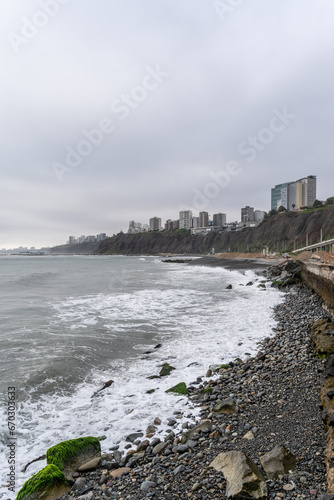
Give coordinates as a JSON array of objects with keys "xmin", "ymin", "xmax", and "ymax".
[{"xmin": 1, "ymin": 0, "xmax": 334, "ymax": 248}]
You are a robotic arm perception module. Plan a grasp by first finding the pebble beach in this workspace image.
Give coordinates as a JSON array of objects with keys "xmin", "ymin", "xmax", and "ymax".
[{"xmin": 55, "ymin": 275, "xmax": 329, "ymax": 499}]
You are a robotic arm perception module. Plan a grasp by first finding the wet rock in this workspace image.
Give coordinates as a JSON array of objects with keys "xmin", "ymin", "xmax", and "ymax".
[
  {"xmin": 140, "ymin": 481, "xmax": 155, "ymax": 491},
  {"xmin": 109, "ymin": 468, "xmax": 131, "ymax": 478},
  {"xmin": 159, "ymin": 363, "xmax": 176, "ymax": 377},
  {"xmin": 210, "ymin": 451, "xmax": 267, "ymax": 499},
  {"xmin": 173, "ymin": 465, "xmax": 185, "ymax": 475},
  {"xmin": 137, "ymin": 439, "xmax": 150, "ymax": 452},
  {"xmin": 180, "ymin": 420, "xmax": 212, "ymax": 444},
  {"xmin": 46, "ymin": 437, "xmax": 101, "ymax": 483},
  {"xmin": 78, "ymin": 457, "xmax": 101, "ymax": 472},
  {"xmin": 213, "ymin": 399, "xmax": 239, "ymax": 414},
  {"xmin": 126, "ymin": 432, "xmax": 143, "ymax": 443},
  {"xmin": 243, "ymin": 430, "xmax": 255, "ymax": 440},
  {"xmin": 152, "ymin": 442, "xmax": 167, "ymax": 455},
  {"xmin": 72, "ymin": 477, "xmax": 87, "ymax": 491},
  {"xmin": 16, "ymin": 465, "xmax": 70, "ymax": 500},
  {"xmin": 260, "ymin": 445, "xmax": 297, "ymax": 479}
]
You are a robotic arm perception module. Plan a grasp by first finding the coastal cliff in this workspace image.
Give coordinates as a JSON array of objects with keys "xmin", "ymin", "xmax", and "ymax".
[
  {"xmin": 97, "ymin": 205, "xmax": 334, "ymax": 255},
  {"xmin": 50, "ymin": 206, "xmax": 334, "ymax": 255}
]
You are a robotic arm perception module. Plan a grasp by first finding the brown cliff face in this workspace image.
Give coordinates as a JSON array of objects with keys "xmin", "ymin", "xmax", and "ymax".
[
  {"xmin": 95, "ymin": 206, "xmax": 334, "ymax": 255},
  {"xmin": 50, "ymin": 206, "xmax": 334, "ymax": 255}
]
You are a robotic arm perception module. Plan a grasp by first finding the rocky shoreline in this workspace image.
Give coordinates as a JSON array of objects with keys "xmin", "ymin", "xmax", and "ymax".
[{"xmin": 44, "ymin": 279, "xmax": 328, "ymax": 500}]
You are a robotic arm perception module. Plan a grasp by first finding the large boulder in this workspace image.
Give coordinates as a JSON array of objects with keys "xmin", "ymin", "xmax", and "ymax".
[
  {"xmin": 17, "ymin": 464, "xmax": 69, "ymax": 500},
  {"xmin": 165, "ymin": 382, "xmax": 188, "ymax": 395},
  {"xmin": 260, "ymin": 445, "xmax": 296, "ymax": 479},
  {"xmin": 213, "ymin": 399, "xmax": 239, "ymax": 414},
  {"xmin": 180, "ymin": 420, "xmax": 212, "ymax": 444},
  {"xmin": 210, "ymin": 451, "xmax": 267, "ymax": 499},
  {"xmin": 159, "ymin": 363, "xmax": 176, "ymax": 376},
  {"xmin": 46, "ymin": 437, "xmax": 101, "ymax": 483}
]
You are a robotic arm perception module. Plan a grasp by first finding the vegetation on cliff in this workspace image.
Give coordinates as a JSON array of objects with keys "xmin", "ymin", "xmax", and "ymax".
[{"xmin": 50, "ymin": 205, "xmax": 334, "ymax": 255}]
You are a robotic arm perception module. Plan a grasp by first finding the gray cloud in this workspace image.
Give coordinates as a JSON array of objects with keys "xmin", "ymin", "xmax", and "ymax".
[{"xmin": 1, "ymin": 0, "xmax": 334, "ymax": 247}]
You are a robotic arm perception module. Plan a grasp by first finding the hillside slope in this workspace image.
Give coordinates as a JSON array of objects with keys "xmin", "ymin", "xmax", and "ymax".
[
  {"xmin": 49, "ymin": 206, "xmax": 334, "ymax": 255},
  {"xmin": 94, "ymin": 206, "xmax": 334, "ymax": 255}
]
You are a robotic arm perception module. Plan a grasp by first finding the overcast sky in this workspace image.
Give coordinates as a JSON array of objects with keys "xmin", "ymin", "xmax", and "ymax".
[{"xmin": 1, "ymin": 0, "xmax": 334, "ymax": 248}]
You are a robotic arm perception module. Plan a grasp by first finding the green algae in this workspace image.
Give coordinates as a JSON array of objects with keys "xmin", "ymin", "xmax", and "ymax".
[
  {"xmin": 16, "ymin": 464, "xmax": 67, "ymax": 500},
  {"xmin": 159, "ymin": 363, "xmax": 176, "ymax": 377},
  {"xmin": 46, "ymin": 437, "xmax": 100, "ymax": 472},
  {"xmin": 216, "ymin": 364, "xmax": 230, "ymax": 370},
  {"xmin": 166, "ymin": 382, "xmax": 188, "ymax": 395}
]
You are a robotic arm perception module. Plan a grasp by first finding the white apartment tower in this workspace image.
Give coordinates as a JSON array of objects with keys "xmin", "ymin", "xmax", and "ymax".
[{"xmin": 179, "ymin": 210, "xmax": 193, "ymax": 230}]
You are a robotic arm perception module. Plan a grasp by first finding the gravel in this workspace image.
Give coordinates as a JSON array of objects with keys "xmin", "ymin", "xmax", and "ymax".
[{"xmin": 57, "ymin": 283, "xmax": 329, "ymax": 499}]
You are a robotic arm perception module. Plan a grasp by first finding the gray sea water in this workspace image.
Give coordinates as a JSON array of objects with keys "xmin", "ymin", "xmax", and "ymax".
[{"xmin": 0, "ymin": 255, "xmax": 283, "ymax": 497}]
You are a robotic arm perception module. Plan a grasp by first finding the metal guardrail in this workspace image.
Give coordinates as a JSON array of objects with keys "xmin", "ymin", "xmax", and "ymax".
[{"xmin": 294, "ymin": 238, "xmax": 334, "ymax": 253}]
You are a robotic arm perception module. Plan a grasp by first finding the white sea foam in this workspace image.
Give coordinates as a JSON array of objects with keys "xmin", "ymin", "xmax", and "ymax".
[{"xmin": 0, "ymin": 259, "xmax": 283, "ymax": 498}]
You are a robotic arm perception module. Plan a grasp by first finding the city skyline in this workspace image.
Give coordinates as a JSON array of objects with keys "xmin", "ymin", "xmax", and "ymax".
[
  {"xmin": 0, "ymin": 172, "xmax": 323, "ymax": 249},
  {"xmin": 1, "ymin": 1, "xmax": 334, "ymax": 248}
]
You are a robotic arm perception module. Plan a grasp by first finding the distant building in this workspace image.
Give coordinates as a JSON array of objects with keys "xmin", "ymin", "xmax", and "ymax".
[
  {"xmin": 165, "ymin": 219, "xmax": 173, "ymax": 230},
  {"xmin": 172, "ymin": 220, "xmax": 179, "ymax": 230},
  {"xmin": 68, "ymin": 236, "xmax": 76, "ymax": 245},
  {"xmin": 254, "ymin": 210, "xmax": 266, "ymax": 222},
  {"xmin": 149, "ymin": 217, "xmax": 162, "ymax": 231},
  {"xmin": 97, "ymin": 233, "xmax": 106, "ymax": 241},
  {"xmin": 128, "ymin": 221, "xmax": 142, "ymax": 234},
  {"xmin": 191, "ymin": 227, "xmax": 213, "ymax": 235},
  {"xmin": 212, "ymin": 213, "xmax": 226, "ymax": 227},
  {"xmin": 294, "ymin": 175, "xmax": 317, "ymax": 209},
  {"xmin": 271, "ymin": 182, "xmax": 291, "ymax": 210},
  {"xmin": 271, "ymin": 175, "xmax": 317, "ymax": 210},
  {"xmin": 241, "ymin": 206, "xmax": 255, "ymax": 222},
  {"xmin": 179, "ymin": 210, "xmax": 192, "ymax": 230},
  {"xmin": 86, "ymin": 235, "xmax": 96, "ymax": 242},
  {"xmin": 78, "ymin": 235, "xmax": 86, "ymax": 243},
  {"xmin": 199, "ymin": 211, "xmax": 209, "ymax": 227},
  {"xmin": 192, "ymin": 216, "xmax": 200, "ymax": 228}
]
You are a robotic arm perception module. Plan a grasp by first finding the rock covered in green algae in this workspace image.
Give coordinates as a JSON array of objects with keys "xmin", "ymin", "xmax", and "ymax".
[
  {"xmin": 16, "ymin": 464, "xmax": 69, "ymax": 500},
  {"xmin": 166, "ymin": 382, "xmax": 189, "ymax": 395},
  {"xmin": 159, "ymin": 363, "xmax": 176, "ymax": 377},
  {"xmin": 46, "ymin": 437, "xmax": 101, "ymax": 482}
]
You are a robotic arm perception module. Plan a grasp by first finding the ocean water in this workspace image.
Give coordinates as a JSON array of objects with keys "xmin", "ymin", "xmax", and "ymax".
[{"xmin": 0, "ymin": 255, "xmax": 283, "ymax": 497}]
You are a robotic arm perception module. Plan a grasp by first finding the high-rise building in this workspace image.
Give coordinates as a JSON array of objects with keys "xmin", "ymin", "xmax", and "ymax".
[
  {"xmin": 128, "ymin": 221, "xmax": 142, "ymax": 233},
  {"xmin": 149, "ymin": 217, "xmax": 162, "ymax": 231},
  {"xmin": 254, "ymin": 210, "xmax": 266, "ymax": 222},
  {"xmin": 271, "ymin": 176, "xmax": 316, "ymax": 210},
  {"xmin": 296, "ymin": 175, "xmax": 317, "ymax": 208},
  {"xmin": 241, "ymin": 206, "xmax": 255, "ymax": 222},
  {"xmin": 97, "ymin": 233, "xmax": 107, "ymax": 241},
  {"xmin": 165, "ymin": 219, "xmax": 173, "ymax": 230},
  {"xmin": 179, "ymin": 210, "xmax": 192, "ymax": 230},
  {"xmin": 192, "ymin": 217, "xmax": 200, "ymax": 228},
  {"xmin": 271, "ymin": 183, "xmax": 291, "ymax": 210},
  {"xmin": 199, "ymin": 211, "xmax": 209, "ymax": 227},
  {"xmin": 212, "ymin": 213, "xmax": 226, "ymax": 227},
  {"xmin": 86, "ymin": 235, "xmax": 96, "ymax": 242}
]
